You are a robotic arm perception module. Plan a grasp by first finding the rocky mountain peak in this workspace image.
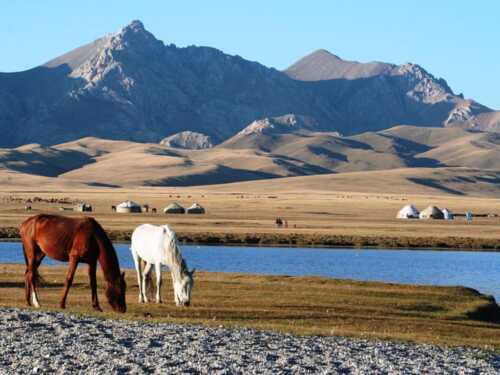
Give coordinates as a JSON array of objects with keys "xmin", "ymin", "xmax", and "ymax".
[
  {"xmin": 393, "ymin": 63, "xmax": 454, "ymax": 103},
  {"xmin": 109, "ymin": 19, "xmax": 162, "ymax": 52},
  {"xmin": 160, "ymin": 131, "xmax": 214, "ymax": 150},
  {"xmin": 308, "ymin": 49, "xmax": 343, "ymax": 61},
  {"xmin": 66, "ymin": 20, "xmax": 165, "ymax": 95},
  {"xmin": 122, "ymin": 20, "xmax": 146, "ymax": 33},
  {"xmin": 285, "ymin": 49, "xmax": 394, "ymax": 81},
  {"xmin": 236, "ymin": 114, "xmax": 321, "ymax": 137}
]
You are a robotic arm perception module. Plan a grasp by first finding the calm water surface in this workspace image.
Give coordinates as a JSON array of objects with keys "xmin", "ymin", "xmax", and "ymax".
[{"xmin": 1, "ymin": 242, "xmax": 499, "ymax": 301}]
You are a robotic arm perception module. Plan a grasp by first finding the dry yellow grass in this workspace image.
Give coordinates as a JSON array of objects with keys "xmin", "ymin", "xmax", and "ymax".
[
  {"xmin": 1, "ymin": 264, "xmax": 499, "ymax": 350},
  {"xmin": 0, "ymin": 183, "xmax": 500, "ymax": 248}
]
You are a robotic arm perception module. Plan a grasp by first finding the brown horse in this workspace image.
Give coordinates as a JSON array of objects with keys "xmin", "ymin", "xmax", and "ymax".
[{"xmin": 20, "ymin": 214, "xmax": 126, "ymax": 312}]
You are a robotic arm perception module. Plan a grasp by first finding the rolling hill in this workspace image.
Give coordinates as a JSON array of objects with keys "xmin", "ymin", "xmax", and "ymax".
[{"xmin": 2, "ymin": 124, "xmax": 500, "ymax": 195}]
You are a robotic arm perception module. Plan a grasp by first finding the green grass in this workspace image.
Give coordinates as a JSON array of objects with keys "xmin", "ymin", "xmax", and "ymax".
[{"xmin": 1, "ymin": 264, "xmax": 500, "ymax": 351}]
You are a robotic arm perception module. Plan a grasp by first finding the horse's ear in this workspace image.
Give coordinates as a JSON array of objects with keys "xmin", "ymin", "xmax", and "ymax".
[
  {"xmin": 121, "ymin": 272, "xmax": 125, "ymax": 279},
  {"xmin": 190, "ymin": 268, "xmax": 196, "ymax": 276}
]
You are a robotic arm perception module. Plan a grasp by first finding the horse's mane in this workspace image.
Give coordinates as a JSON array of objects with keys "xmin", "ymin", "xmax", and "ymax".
[
  {"xmin": 163, "ymin": 225, "xmax": 188, "ymax": 278},
  {"xmin": 90, "ymin": 218, "xmax": 121, "ymax": 280}
]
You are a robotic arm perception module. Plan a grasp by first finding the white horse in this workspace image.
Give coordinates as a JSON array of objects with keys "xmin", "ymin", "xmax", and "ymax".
[{"xmin": 130, "ymin": 224, "xmax": 195, "ymax": 306}]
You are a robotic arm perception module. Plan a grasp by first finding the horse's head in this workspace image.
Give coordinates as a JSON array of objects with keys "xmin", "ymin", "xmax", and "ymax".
[
  {"xmin": 173, "ymin": 268, "xmax": 195, "ymax": 307},
  {"xmin": 106, "ymin": 272, "xmax": 127, "ymax": 313}
]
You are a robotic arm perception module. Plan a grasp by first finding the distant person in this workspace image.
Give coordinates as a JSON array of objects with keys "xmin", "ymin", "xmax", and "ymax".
[
  {"xmin": 465, "ymin": 211, "xmax": 473, "ymax": 223},
  {"xmin": 275, "ymin": 217, "xmax": 283, "ymax": 228}
]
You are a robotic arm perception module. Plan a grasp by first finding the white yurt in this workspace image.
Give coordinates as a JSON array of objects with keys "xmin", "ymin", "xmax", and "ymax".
[
  {"xmin": 419, "ymin": 205, "xmax": 444, "ymax": 220},
  {"xmin": 396, "ymin": 204, "xmax": 419, "ymax": 219},
  {"xmin": 442, "ymin": 208, "xmax": 454, "ymax": 220},
  {"xmin": 163, "ymin": 202, "xmax": 185, "ymax": 214},
  {"xmin": 186, "ymin": 202, "xmax": 205, "ymax": 214},
  {"xmin": 116, "ymin": 200, "xmax": 142, "ymax": 213}
]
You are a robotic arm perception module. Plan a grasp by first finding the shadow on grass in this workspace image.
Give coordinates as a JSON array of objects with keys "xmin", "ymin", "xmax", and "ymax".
[
  {"xmin": 466, "ymin": 297, "xmax": 500, "ymax": 323},
  {"xmin": 407, "ymin": 177, "xmax": 465, "ymax": 195},
  {"xmin": 0, "ymin": 281, "xmax": 85, "ymax": 289}
]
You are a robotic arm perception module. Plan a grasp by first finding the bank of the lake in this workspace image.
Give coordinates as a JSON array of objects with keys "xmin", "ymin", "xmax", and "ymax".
[
  {"xmin": 2, "ymin": 242, "xmax": 500, "ymax": 303},
  {"xmin": 1, "ymin": 226, "xmax": 500, "ymax": 250}
]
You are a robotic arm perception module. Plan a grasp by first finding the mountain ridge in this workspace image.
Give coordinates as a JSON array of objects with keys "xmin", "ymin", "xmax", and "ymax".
[{"xmin": 0, "ymin": 20, "xmax": 497, "ymax": 148}]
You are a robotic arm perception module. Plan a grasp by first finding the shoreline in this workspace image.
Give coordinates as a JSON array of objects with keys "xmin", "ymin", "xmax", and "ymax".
[{"xmin": 1, "ymin": 226, "xmax": 499, "ymax": 251}]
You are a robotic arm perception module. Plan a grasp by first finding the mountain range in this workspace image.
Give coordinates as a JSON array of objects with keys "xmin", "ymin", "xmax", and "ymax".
[
  {"xmin": 1, "ymin": 20, "xmax": 498, "ymax": 149},
  {"xmin": 1, "ymin": 20, "xmax": 500, "ymax": 195}
]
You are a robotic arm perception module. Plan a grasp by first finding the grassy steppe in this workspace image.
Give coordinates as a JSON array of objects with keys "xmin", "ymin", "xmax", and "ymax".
[
  {"xmin": 1, "ymin": 187, "xmax": 500, "ymax": 249},
  {"xmin": 1, "ymin": 264, "xmax": 499, "ymax": 351}
]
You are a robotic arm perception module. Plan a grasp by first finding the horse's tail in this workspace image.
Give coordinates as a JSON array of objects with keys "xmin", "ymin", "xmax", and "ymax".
[{"xmin": 139, "ymin": 257, "xmax": 154, "ymax": 297}]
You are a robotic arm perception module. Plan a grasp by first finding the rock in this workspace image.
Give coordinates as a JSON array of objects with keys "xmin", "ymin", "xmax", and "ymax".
[{"xmin": 160, "ymin": 131, "xmax": 214, "ymax": 149}]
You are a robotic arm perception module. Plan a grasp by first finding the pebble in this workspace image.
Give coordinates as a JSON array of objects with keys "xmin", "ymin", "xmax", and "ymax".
[{"xmin": 0, "ymin": 307, "xmax": 498, "ymax": 374}]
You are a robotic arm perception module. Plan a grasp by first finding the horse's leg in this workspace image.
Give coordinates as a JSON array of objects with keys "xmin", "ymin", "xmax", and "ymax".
[
  {"xmin": 22, "ymin": 239, "xmax": 43, "ymax": 308},
  {"xmin": 87, "ymin": 260, "xmax": 102, "ymax": 312},
  {"xmin": 22, "ymin": 244, "xmax": 32, "ymax": 306},
  {"xmin": 142, "ymin": 262, "xmax": 153, "ymax": 303},
  {"xmin": 131, "ymin": 249, "xmax": 144, "ymax": 303},
  {"xmin": 59, "ymin": 257, "xmax": 79, "ymax": 309},
  {"xmin": 30, "ymin": 252, "xmax": 45, "ymax": 308},
  {"xmin": 154, "ymin": 262, "xmax": 162, "ymax": 304}
]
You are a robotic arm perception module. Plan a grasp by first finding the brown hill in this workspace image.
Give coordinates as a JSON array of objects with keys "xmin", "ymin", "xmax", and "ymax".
[
  {"xmin": 2, "ymin": 124, "xmax": 500, "ymax": 193},
  {"xmin": 199, "ymin": 167, "xmax": 500, "ymax": 198}
]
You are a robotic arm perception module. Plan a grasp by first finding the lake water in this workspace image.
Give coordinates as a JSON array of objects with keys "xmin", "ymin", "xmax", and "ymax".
[{"xmin": 1, "ymin": 242, "xmax": 499, "ymax": 301}]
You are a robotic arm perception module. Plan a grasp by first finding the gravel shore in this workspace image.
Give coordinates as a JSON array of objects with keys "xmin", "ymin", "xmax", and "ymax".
[{"xmin": 0, "ymin": 308, "xmax": 498, "ymax": 374}]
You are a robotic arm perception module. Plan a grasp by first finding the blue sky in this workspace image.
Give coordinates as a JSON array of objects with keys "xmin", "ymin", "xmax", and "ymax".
[{"xmin": 2, "ymin": 1, "xmax": 498, "ymax": 109}]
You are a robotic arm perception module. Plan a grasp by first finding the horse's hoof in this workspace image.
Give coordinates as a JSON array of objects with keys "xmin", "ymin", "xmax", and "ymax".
[
  {"xmin": 59, "ymin": 304, "xmax": 66, "ymax": 309},
  {"xmin": 94, "ymin": 306, "xmax": 103, "ymax": 312}
]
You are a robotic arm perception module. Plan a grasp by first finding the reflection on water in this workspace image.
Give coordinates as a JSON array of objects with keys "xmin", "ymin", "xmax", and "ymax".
[{"xmin": 1, "ymin": 242, "xmax": 499, "ymax": 301}]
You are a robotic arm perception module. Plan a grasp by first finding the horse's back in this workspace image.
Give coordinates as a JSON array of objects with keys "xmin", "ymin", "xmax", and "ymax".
[
  {"xmin": 20, "ymin": 214, "xmax": 97, "ymax": 261},
  {"xmin": 131, "ymin": 224, "xmax": 168, "ymax": 264}
]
